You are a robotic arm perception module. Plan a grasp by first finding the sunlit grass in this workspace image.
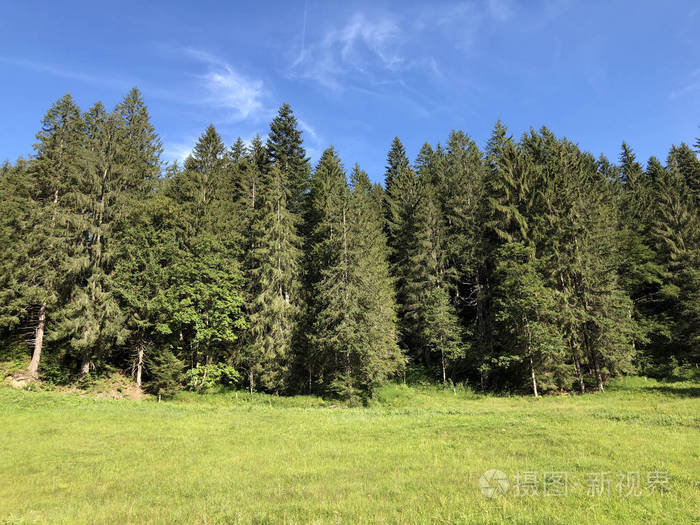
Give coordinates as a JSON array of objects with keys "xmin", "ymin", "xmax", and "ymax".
[{"xmin": 1, "ymin": 376, "xmax": 698, "ymax": 524}]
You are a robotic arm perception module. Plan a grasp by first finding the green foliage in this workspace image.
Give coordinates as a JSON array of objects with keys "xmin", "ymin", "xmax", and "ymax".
[
  {"xmin": 304, "ymin": 154, "xmax": 402, "ymax": 399},
  {"xmin": 1, "ymin": 91, "xmax": 696, "ymax": 397},
  {"xmin": 147, "ymin": 349, "xmax": 183, "ymax": 399},
  {"xmin": 183, "ymin": 363, "xmax": 242, "ymax": 392}
]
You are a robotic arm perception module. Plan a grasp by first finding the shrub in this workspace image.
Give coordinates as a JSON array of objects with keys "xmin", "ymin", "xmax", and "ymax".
[
  {"xmin": 184, "ymin": 363, "xmax": 241, "ymax": 392},
  {"xmin": 147, "ymin": 350, "xmax": 184, "ymax": 399}
]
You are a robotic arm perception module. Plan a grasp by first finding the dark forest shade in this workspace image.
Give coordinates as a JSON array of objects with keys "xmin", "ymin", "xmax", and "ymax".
[{"xmin": 0, "ymin": 90, "xmax": 698, "ymax": 399}]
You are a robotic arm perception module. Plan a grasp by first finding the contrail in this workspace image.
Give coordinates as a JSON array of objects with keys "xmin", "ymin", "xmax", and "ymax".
[{"xmin": 299, "ymin": 0, "xmax": 308, "ymax": 63}]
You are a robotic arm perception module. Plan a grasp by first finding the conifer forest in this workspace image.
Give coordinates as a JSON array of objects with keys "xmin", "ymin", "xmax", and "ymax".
[{"xmin": 1, "ymin": 89, "xmax": 698, "ymax": 401}]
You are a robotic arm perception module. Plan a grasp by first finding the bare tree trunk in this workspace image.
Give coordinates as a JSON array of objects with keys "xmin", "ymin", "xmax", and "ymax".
[
  {"xmin": 80, "ymin": 355, "xmax": 92, "ymax": 377},
  {"xmin": 595, "ymin": 362, "xmax": 605, "ymax": 392},
  {"xmin": 589, "ymin": 348, "xmax": 604, "ymax": 392},
  {"xmin": 28, "ymin": 303, "xmax": 47, "ymax": 378},
  {"xmin": 135, "ymin": 344, "xmax": 144, "ymax": 388},
  {"xmin": 441, "ymin": 351, "xmax": 446, "ymax": 384},
  {"xmin": 572, "ymin": 347, "xmax": 585, "ymax": 394},
  {"xmin": 526, "ymin": 320, "xmax": 538, "ymax": 397},
  {"xmin": 530, "ymin": 356, "xmax": 539, "ymax": 397}
]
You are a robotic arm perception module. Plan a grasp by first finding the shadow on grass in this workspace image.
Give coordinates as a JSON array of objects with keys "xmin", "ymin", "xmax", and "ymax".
[{"xmin": 644, "ymin": 385, "xmax": 700, "ymax": 398}]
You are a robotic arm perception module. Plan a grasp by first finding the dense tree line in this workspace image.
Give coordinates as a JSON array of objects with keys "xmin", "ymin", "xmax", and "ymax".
[{"xmin": 1, "ymin": 89, "xmax": 698, "ymax": 400}]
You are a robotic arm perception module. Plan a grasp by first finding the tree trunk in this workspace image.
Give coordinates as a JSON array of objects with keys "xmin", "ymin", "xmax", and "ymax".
[
  {"xmin": 135, "ymin": 344, "xmax": 144, "ymax": 388},
  {"xmin": 572, "ymin": 345, "xmax": 585, "ymax": 394},
  {"xmin": 529, "ymin": 356, "xmax": 539, "ymax": 397},
  {"xmin": 589, "ymin": 349, "xmax": 604, "ymax": 392},
  {"xmin": 80, "ymin": 355, "xmax": 92, "ymax": 377},
  {"xmin": 28, "ymin": 303, "xmax": 47, "ymax": 378},
  {"xmin": 595, "ymin": 362, "xmax": 605, "ymax": 392},
  {"xmin": 441, "ymin": 350, "xmax": 446, "ymax": 384}
]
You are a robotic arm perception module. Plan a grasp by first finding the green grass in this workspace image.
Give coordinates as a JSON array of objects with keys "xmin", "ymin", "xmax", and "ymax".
[{"xmin": 1, "ymin": 377, "xmax": 698, "ymax": 524}]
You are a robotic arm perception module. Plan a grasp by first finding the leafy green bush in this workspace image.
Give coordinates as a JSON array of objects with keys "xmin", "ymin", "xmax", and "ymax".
[{"xmin": 184, "ymin": 363, "xmax": 241, "ymax": 392}]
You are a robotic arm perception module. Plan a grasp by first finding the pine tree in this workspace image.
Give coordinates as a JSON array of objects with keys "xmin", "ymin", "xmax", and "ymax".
[
  {"xmin": 653, "ymin": 153, "xmax": 700, "ymax": 363},
  {"xmin": 243, "ymin": 161, "xmax": 302, "ymax": 392},
  {"xmin": 667, "ymin": 143, "xmax": 700, "ymax": 206},
  {"xmin": 10, "ymin": 95, "xmax": 86, "ymax": 378},
  {"xmin": 402, "ymin": 143, "xmax": 465, "ymax": 379},
  {"xmin": 345, "ymin": 166, "xmax": 403, "ymax": 395},
  {"xmin": 615, "ymin": 143, "xmax": 663, "ymax": 363},
  {"xmin": 477, "ymin": 122, "xmax": 532, "ymax": 388},
  {"xmin": 493, "ymin": 243, "xmax": 565, "ymax": 396},
  {"xmin": 442, "ymin": 131, "xmax": 484, "ymax": 380},
  {"xmin": 110, "ymin": 88, "xmax": 163, "ymax": 385},
  {"xmin": 305, "ymin": 151, "xmax": 402, "ymax": 399},
  {"xmin": 266, "ymin": 104, "xmax": 310, "ymax": 215},
  {"xmin": 52, "ymin": 101, "xmax": 133, "ymax": 375},
  {"xmin": 0, "ymin": 160, "xmax": 35, "ymax": 333},
  {"xmin": 112, "ymin": 190, "xmax": 170, "ymax": 386},
  {"xmin": 382, "ymin": 137, "xmax": 421, "ymax": 355}
]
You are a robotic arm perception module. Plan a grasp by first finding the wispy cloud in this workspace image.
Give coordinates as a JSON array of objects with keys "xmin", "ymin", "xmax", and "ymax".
[
  {"xmin": 669, "ymin": 67, "xmax": 700, "ymax": 100},
  {"xmin": 288, "ymin": 1, "xmax": 516, "ymax": 92},
  {"xmin": 0, "ymin": 57, "xmax": 131, "ymax": 91},
  {"xmin": 297, "ymin": 118, "xmax": 324, "ymax": 162},
  {"xmin": 289, "ymin": 12, "xmax": 404, "ymax": 90},
  {"xmin": 298, "ymin": 118, "xmax": 319, "ymax": 142},
  {"xmin": 487, "ymin": 0, "xmax": 514, "ymax": 22},
  {"xmin": 184, "ymin": 49, "xmax": 268, "ymax": 121},
  {"xmin": 162, "ymin": 139, "xmax": 195, "ymax": 165}
]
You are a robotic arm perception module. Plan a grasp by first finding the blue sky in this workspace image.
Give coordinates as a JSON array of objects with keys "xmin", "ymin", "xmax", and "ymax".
[{"xmin": 1, "ymin": 0, "xmax": 698, "ymax": 182}]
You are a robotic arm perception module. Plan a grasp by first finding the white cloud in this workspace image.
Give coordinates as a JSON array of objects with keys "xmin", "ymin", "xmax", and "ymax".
[
  {"xmin": 289, "ymin": 12, "xmax": 404, "ymax": 90},
  {"xmin": 288, "ymin": 2, "xmax": 516, "ymax": 91},
  {"xmin": 298, "ymin": 118, "xmax": 319, "ymax": 142},
  {"xmin": 163, "ymin": 138, "xmax": 195, "ymax": 165},
  {"xmin": 185, "ymin": 48, "xmax": 268, "ymax": 121}
]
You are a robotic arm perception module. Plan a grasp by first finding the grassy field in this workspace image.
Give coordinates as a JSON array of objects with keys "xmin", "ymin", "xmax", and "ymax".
[{"xmin": 0, "ymin": 377, "xmax": 698, "ymax": 524}]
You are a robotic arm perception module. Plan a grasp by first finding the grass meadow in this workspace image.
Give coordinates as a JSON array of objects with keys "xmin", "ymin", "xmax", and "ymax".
[{"xmin": 1, "ymin": 376, "xmax": 698, "ymax": 524}]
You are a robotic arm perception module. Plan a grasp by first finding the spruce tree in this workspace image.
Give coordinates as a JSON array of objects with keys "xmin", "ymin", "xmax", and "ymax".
[
  {"xmin": 243, "ymin": 161, "xmax": 302, "ymax": 392},
  {"xmin": 402, "ymin": 143, "xmax": 465, "ymax": 379},
  {"xmin": 110, "ymin": 88, "xmax": 163, "ymax": 384},
  {"xmin": 382, "ymin": 137, "xmax": 421, "ymax": 355},
  {"xmin": 266, "ymin": 104, "xmax": 310, "ymax": 215},
  {"xmin": 305, "ymin": 151, "xmax": 402, "ymax": 399},
  {"xmin": 652, "ymin": 153, "xmax": 700, "ymax": 363},
  {"xmin": 493, "ymin": 243, "xmax": 565, "ymax": 396},
  {"xmin": 52, "ymin": 102, "xmax": 131, "ymax": 375},
  {"xmin": 442, "ymin": 131, "xmax": 484, "ymax": 379},
  {"xmin": 15, "ymin": 95, "xmax": 85, "ymax": 378}
]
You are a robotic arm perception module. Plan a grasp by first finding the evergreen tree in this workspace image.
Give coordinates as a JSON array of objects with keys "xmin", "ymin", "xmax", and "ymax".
[
  {"xmin": 243, "ymin": 161, "xmax": 302, "ymax": 392},
  {"xmin": 442, "ymin": 131, "xmax": 484, "ymax": 379},
  {"xmin": 615, "ymin": 143, "xmax": 664, "ymax": 364},
  {"xmin": 402, "ymin": 143, "xmax": 465, "ymax": 379},
  {"xmin": 493, "ymin": 243, "xmax": 565, "ymax": 396},
  {"xmin": 110, "ymin": 88, "xmax": 163, "ymax": 385},
  {"xmin": 160, "ymin": 125, "xmax": 247, "ymax": 370},
  {"xmin": 52, "ymin": 102, "xmax": 130, "ymax": 375},
  {"xmin": 652, "ymin": 154, "xmax": 700, "ymax": 363},
  {"xmin": 266, "ymin": 104, "xmax": 310, "ymax": 215},
  {"xmin": 382, "ymin": 137, "xmax": 421, "ymax": 354},
  {"xmin": 305, "ymin": 151, "xmax": 402, "ymax": 399},
  {"xmin": 16, "ymin": 95, "xmax": 85, "ymax": 378}
]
